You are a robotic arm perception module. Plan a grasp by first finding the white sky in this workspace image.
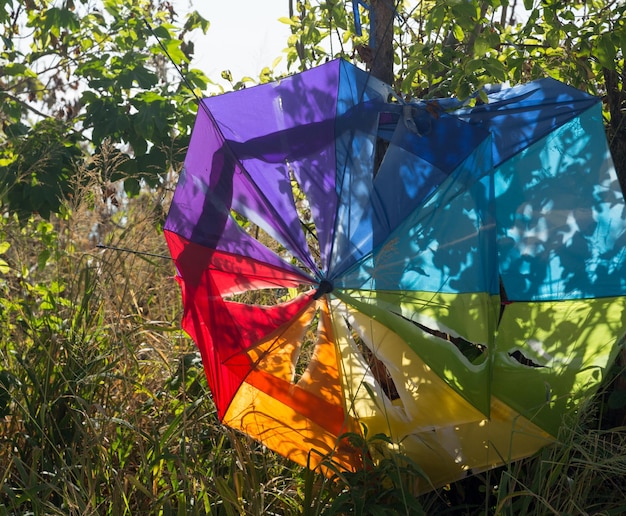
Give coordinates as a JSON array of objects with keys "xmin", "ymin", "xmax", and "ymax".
[
  {"xmin": 172, "ymin": 1, "xmax": 532, "ymax": 92},
  {"xmin": 174, "ymin": 0, "xmax": 292, "ymax": 86}
]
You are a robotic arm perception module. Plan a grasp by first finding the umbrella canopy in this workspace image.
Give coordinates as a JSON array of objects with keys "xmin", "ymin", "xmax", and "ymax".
[{"xmin": 164, "ymin": 59, "xmax": 626, "ymax": 489}]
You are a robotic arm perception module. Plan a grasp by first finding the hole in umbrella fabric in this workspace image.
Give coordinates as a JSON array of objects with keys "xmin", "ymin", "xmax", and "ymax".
[
  {"xmin": 229, "ymin": 210, "xmax": 303, "ymax": 274},
  {"xmin": 509, "ymin": 350, "xmax": 546, "ymax": 368},
  {"xmin": 293, "ymin": 311, "xmax": 320, "ymax": 384},
  {"xmin": 286, "ymin": 164, "xmax": 323, "ymax": 272},
  {"xmin": 344, "ymin": 316, "xmax": 401, "ymax": 401},
  {"xmin": 393, "ymin": 311, "xmax": 487, "ymax": 365}
]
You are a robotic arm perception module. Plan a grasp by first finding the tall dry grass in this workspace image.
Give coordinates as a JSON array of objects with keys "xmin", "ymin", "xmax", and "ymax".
[{"xmin": 0, "ymin": 152, "xmax": 305, "ymax": 514}]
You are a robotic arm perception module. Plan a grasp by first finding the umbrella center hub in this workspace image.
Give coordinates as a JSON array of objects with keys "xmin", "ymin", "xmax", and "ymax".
[{"xmin": 313, "ymin": 279, "xmax": 334, "ymax": 300}]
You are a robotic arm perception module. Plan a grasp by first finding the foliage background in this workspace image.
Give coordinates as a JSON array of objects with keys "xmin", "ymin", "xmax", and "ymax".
[{"xmin": 0, "ymin": 0, "xmax": 625, "ymax": 514}]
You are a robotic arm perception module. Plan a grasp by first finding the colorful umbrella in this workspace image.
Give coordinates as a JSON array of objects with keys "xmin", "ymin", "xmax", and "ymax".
[{"xmin": 164, "ymin": 59, "xmax": 626, "ymax": 489}]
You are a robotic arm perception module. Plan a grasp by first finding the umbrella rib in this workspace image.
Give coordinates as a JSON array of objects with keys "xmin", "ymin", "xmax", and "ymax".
[{"xmin": 327, "ymin": 61, "xmax": 399, "ymax": 279}]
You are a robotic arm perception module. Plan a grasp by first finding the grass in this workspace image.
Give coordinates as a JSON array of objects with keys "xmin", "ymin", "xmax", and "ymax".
[{"xmin": 0, "ymin": 159, "xmax": 625, "ymax": 514}]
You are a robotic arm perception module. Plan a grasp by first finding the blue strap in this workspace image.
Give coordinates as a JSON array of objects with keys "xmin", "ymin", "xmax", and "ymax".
[
  {"xmin": 353, "ymin": 0, "xmax": 370, "ymax": 38},
  {"xmin": 353, "ymin": 0, "xmax": 402, "ymax": 49}
]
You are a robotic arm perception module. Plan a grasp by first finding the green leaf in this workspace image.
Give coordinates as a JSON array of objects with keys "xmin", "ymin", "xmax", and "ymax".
[
  {"xmin": 37, "ymin": 250, "xmax": 50, "ymax": 270},
  {"xmin": 453, "ymin": 25, "xmax": 465, "ymax": 42},
  {"xmin": 85, "ymin": 98, "xmax": 129, "ymax": 144},
  {"xmin": 184, "ymin": 10, "xmax": 210, "ymax": 33},
  {"xmin": 103, "ymin": 0, "xmax": 120, "ymax": 17},
  {"xmin": 152, "ymin": 38, "xmax": 188, "ymax": 64},
  {"xmin": 425, "ymin": 4, "xmax": 445, "ymax": 32},
  {"xmin": 41, "ymin": 7, "xmax": 80, "ymax": 37},
  {"xmin": 465, "ymin": 58, "xmax": 484, "ymax": 74},
  {"xmin": 523, "ymin": 0, "xmax": 534, "ymax": 9},
  {"xmin": 456, "ymin": 80, "xmax": 472, "ymax": 100},
  {"xmin": 278, "ymin": 16, "xmax": 298, "ymax": 26},
  {"xmin": 483, "ymin": 57, "xmax": 507, "ymax": 81},
  {"xmin": 151, "ymin": 25, "xmax": 172, "ymax": 40},
  {"xmin": 185, "ymin": 68, "xmax": 209, "ymax": 90},
  {"xmin": 485, "ymin": 29, "xmax": 501, "ymax": 50},
  {"xmin": 0, "ymin": 258, "xmax": 9, "ymax": 274},
  {"xmin": 134, "ymin": 148, "xmax": 168, "ymax": 184},
  {"xmin": 474, "ymin": 34, "xmax": 491, "ymax": 56},
  {"xmin": 546, "ymin": 29, "xmax": 561, "ymax": 49},
  {"xmin": 118, "ymin": 65, "xmax": 158, "ymax": 89},
  {"xmin": 4, "ymin": 122, "xmax": 29, "ymax": 138},
  {"xmin": 595, "ymin": 33, "xmax": 617, "ymax": 70},
  {"xmin": 1, "ymin": 62, "xmax": 36, "ymax": 77},
  {"xmin": 124, "ymin": 177, "xmax": 141, "ymax": 197},
  {"xmin": 0, "ymin": 242, "xmax": 9, "ymax": 254},
  {"xmin": 452, "ymin": 2, "xmax": 478, "ymax": 22}
]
